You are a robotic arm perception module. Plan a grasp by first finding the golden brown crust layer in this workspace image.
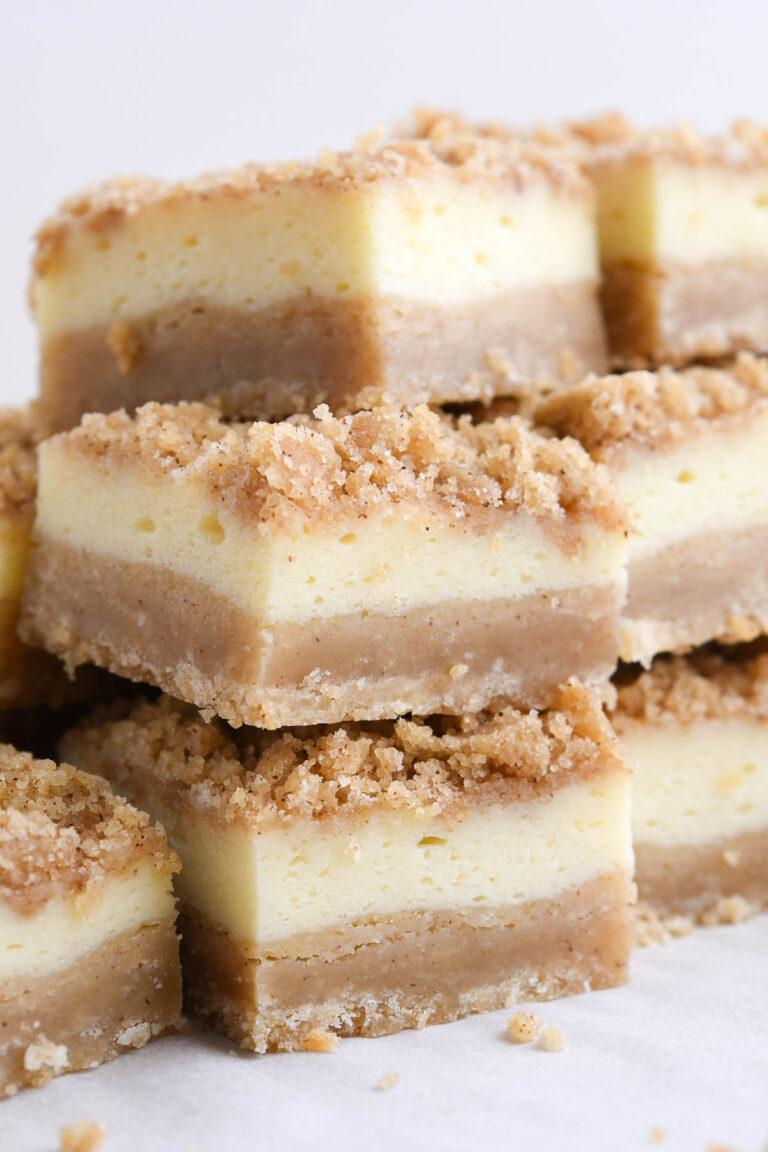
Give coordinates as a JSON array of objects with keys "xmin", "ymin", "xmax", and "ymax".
[
  {"xmin": 535, "ymin": 352, "xmax": 768, "ymax": 459},
  {"xmin": 62, "ymin": 682, "xmax": 625, "ymax": 825},
  {"xmin": 0, "ymin": 405, "xmax": 45, "ymax": 517},
  {"xmin": 34, "ymin": 124, "xmax": 588, "ymax": 279},
  {"xmin": 611, "ymin": 651, "xmax": 768, "ymax": 729},
  {"xmin": 54, "ymin": 400, "xmax": 623, "ymax": 533},
  {"xmin": 0, "ymin": 747, "xmax": 177, "ymax": 912}
]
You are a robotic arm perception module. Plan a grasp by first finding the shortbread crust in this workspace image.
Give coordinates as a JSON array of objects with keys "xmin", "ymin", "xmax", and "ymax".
[
  {"xmin": 62, "ymin": 685, "xmax": 633, "ymax": 1050},
  {"xmin": 23, "ymin": 403, "xmax": 628, "ymax": 724}
]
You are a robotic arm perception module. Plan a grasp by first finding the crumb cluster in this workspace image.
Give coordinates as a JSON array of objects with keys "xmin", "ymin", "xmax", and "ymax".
[
  {"xmin": 56, "ymin": 400, "xmax": 623, "ymax": 533},
  {"xmin": 0, "ymin": 745, "xmax": 177, "ymax": 912},
  {"xmin": 60, "ymin": 1120, "xmax": 107, "ymax": 1152},
  {"xmin": 611, "ymin": 651, "xmax": 768, "ymax": 730},
  {"xmin": 61, "ymin": 682, "xmax": 624, "ymax": 824},
  {"xmin": 0, "ymin": 404, "xmax": 44, "ymax": 516},
  {"xmin": 536, "ymin": 353, "xmax": 768, "ymax": 460},
  {"xmin": 34, "ymin": 121, "xmax": 586, "ymax": 278},
  {"xmin": 302, "ymin": 1027, "xmax": 339, "ymax": 1053}
]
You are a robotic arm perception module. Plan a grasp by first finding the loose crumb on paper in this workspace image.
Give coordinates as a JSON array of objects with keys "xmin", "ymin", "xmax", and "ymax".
[
  {"xmin": 538, "ymin": 1025, "xmax": 566, "ymax": 1052},
  {"xmin": 376, "ymin": 1072, "xmax": 400, "ymax": 1091},
  {"xmin": 303, "ymin": 1027, "xmax": 339, "ymax": 1053},
  {"xmin": 649, "ymin": 1129, "xmax": 666, "ymax": 1144},
  {"xmin": 60, "ymin": 1120, "xmax": 107, "ymax": 1152},
  {"xmin": 506, "ymin": 1012, "xmax": 541, "ymax": 1044}
]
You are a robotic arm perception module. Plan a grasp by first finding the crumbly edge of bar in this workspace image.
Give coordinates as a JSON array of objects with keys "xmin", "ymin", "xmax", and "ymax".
[
  {"xmin": 33, "ymin": 123, "xmax": 587, "ymax": 277},
  {"xmin": 0, "ymin": 404, "xmax": 46, "ymax": 517},
  {"xmin": 51, "ymin": 401, "xmax": 624, "ymax": 533},
  {"xmin": 410, "ymin": 108, "xmax": 768, "ymax": 172},
  {"xmin": 0, "ymin": 745, "xmax": 178, "ymax": 912},
  {"xmin": 61, "ymin": 681, "xmax": 626, "ymax": 825},
  {"xmin": 535, "ymin": 353, "xmax": 768, "ymax": 458},
  {"xmin": 611, "ymin": 651, "xmax": 768, "ymax": 729}
]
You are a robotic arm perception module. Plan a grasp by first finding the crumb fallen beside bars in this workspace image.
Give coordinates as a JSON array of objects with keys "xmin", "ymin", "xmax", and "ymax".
[
  {"xmin": 538, "ymin": 1025, "xmax": 566, "ymax": 1052},
  {"xmin": 376, "ymin": 1073, "xmax": 400, "ymax": 1091},
  {"xmin": 506, "ymin": 1012, "xmax": 542, "ymax": 1044},
  {"xmin": 302, "ymin": 1028, "xmax": 340, "ymax": 1053},
  {"xmin": 60, "ymin": 1120, "xmax": 108, "ymax": 1152}
]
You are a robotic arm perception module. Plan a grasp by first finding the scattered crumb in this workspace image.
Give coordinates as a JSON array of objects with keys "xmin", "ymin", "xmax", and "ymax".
[
  {"xmin": 114, "ymin": 1021, "xmax": 151, "ymax": 1048},
  {"xmin": 376, "ymin": 1072, "xmax": 400, "ymax": 1091},
  {"xmin": 60, "ymin": 1120, "xmax": 107, "ymax": 1152},
  {"xmin": 303, "ymin": 1027, "xmax": 339, "ymax": 1053},
  {"xmin": 701, "ymin": 895, "xmax": 756, "ymax": 926},
  {"xmin": 634, "ymin": 903, "xmax": 694, "ymax": 947},
  {"xmin": 506, "ymin": 1012, "xmax": 542, "ymax": 1044},
  {"xmin": 538, "ymin": 1025, "xmax": 566, "ymax": 1052},
  {"xmin": 649, "ymin": 1129, "xmax": 666, "ymax": 1144}
]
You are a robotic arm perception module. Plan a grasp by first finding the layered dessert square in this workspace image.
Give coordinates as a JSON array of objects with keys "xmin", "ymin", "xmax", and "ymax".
[
  {"xmin": 61, "ymin": 684, "xmax": 634, "ymax": 1052},
  {"xmin": 0, "ymin": 745, "xmax": 182, "ymax": 1096},
  {"xmin": 20, "ymin": 402, "xmax": 628, "ymax": 727},
  {"xmin": 579, "ymin": 115, "xmax": 768, "ymax": 366},
  {"xmin": 537, "ymin": 354, "xmax": 768, "ymax": 664},
  {"xmin": 610, "ymin": 652, "xmax": 768, "ymax": 924},
  {"xmin": 31, "ymin": 123, "xmax": 606, "ymax": 432}
]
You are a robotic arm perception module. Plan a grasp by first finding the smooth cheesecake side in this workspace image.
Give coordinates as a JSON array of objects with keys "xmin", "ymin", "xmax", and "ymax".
[
  {"xmin": 0, "ymin": 746, "xmax": 182, "ymax": 1096},
  {"xmin": 31, "ymin": 124, "xmax": 606, "ymax": 431},
  {"xmin": 20, "ymin": 401, "xmax": 628, "ymax": 727},
  {"xmin": 537, "ymin": 353, "xmax": 768, "ymax": 665},
  {"xmin": 610, "ymin": 651, "xmax": 768, "ymax": 924},
  {"xmin": 61, "ymin": 683, "xmax": 634, "ymax": 1052}
]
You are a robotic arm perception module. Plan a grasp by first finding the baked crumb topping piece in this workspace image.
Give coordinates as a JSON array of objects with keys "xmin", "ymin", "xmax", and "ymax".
[
  {"xmin": 0, "ymin": 745, "xmax": 177, "ymax": 913},
  {"xmin": 611, "ymin": 651, "xmax": 768, "ymax": 730},
  {"xmin": 62, "ymin": 682, "xmax": 625, "ymax": 825},
  {"xmin": 0, "ymin": 404, "xmax": 45, "ymax": 517},
  {"xmin": 535, "ymin": 353, "xmax": 768, "ymax": 459},
  {"xmin": 34, "ymin": 122, "xmax": 587, "ymax": 278},
  {"xmin": 54, "ymin": 401, "xmax": 623, "ymax": 532}
]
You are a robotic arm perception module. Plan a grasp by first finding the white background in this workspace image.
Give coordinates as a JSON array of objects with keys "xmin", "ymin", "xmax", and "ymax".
[{"xmin": 1, "ymin": 2, "xmax": 767, "ymax": 1148}]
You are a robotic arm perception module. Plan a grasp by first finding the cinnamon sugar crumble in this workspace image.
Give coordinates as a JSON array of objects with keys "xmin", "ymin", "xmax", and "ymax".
[
  {"xmin": 54, "ymin": 401, "xmax": 623, "ymax": 533},
  {"xmin": 611, "ymin": 652, "xmax": 768, "ymax": 731},
  {"xmin": 536, "ymin": 354, "xmax": 768, "ymax": 461},
  {"xmin": 0, "ymin": 404, "xmax": 44, "ymax": 517},
  {"xmin": 61, "ymin": 682, "xmax": 626, "ymax": 825},
  {"xmin": 34, "ymin": 123, "xmax": 586, "ymax": 278},
  {"xmin": 60, "ymin": 1120, "xmax": 107, "ymax": 1152},
  {"xmin": 302, "ymin": 1027, "xmax": 339, "ymax": 1053},
  {"xmin": 506, "ymin": 1012, "xmax": 541, "ymax": 1043},
  {"xmin": 0, "ymin": 745, "xmax": 177, "ymax": 913}
]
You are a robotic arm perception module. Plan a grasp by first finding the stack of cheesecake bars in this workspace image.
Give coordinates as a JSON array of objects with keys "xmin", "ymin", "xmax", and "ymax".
[{"xmin": 2, "ymin": 109, "xmax": 768, "ymax": 1095}]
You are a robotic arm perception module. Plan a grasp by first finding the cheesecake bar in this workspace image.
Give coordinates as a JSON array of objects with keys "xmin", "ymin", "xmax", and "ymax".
[
  {"xmin": 61, "ymin": 684, "xmax": 634, "ymax": 1052},
  {"xmin": 610, "ymin": 652, "xmax": 768, "ymax": 924},
  {"xmin": 537, "ymin": 354, "xmax": 768, "ymax": 664},
  {"xmin": 20, "ymin": 402, "xmax": 627, "ymax": 727},
  {"xmin": 0, "ymin": 745, "xmax": 181, "ymax": 1096},
  {"xmin": 31, "ymin": 123, "xmax": 606, "ymax": 431},
  {"xmin": 577, "ymin": 115, "xmax": 768, "ymax": 366}
]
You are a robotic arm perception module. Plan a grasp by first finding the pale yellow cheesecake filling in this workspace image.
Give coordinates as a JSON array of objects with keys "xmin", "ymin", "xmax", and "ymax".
[
  {"xmin": 623, "ymin": 718, "xmax": 768, "ymax": 848},
  {"xmin": 34, "ymin": 181, "xmax": 598, "ymax": 334},
  {"xmin": 36, "ymin": 443, "xmax": 627, "ymax": 625},
  {"xmin": 0, "ymin": 861, "xmax": 175, "ymax": 982},
  {"xmin": 146, "ymin": 771, "xmax": 631, "ymax": 945},
  {"xmin": 596, "ymin": 156, "xmax": 768, "ymax": 266},
  {"xmin": 611, "ymin": 413, "xmax": 768, "ymax": 565}
]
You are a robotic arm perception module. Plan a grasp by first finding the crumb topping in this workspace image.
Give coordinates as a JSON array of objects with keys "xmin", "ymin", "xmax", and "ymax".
[
  {"xmin": 34, "ymin": 122, "xmax": 586, "ymax": 277},
  {"xmin": 55, "ymin": 401, "xmax": 623, "ymax": 533},
  {"xmin": 536, "ymin": 353, "xmax": 768, "ymax": 460},
  {"xmin": 0, "ymin": 746, "xmax": 177, "ymax": 914},
  {"xmin": 611, "ymin": 651, "xmax": 768, "ymax": 730},
  {"xmin": 61, "ymin": 683, "xmax": 625, "ymax": 826},
  {"xmin": 0, "ymin": 404, "xmax": 44, "ymax": 517}
]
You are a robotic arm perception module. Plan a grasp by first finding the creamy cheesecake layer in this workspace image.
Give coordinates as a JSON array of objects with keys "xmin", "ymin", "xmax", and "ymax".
[
  {"xmin": 612, "ymin": 653, "xmax": 768, "ymax": 920},
  {"xmin": 1, "ymin": 919, "xmax": 181, "ymax": 1097},
  {"xmin": 24, "ymin": 403, "xmax": 626, "ymax": 722},
  {"xmin": 180, "ymin": 875, "xmax": 631, "ymax": 1051},
  {"xmin": 0, "ymin": 861, "xmax": 176, "ymax": 981},
  {"xmin": 62, "ymin": 686, "xmax": 633, "ymax": 1048}
]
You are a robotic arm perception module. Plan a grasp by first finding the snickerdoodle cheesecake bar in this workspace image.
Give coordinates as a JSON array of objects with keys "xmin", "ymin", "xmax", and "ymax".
[
  {"xmin": 537, "ymin": 354, "xmax": 768, "ymax": 664},
  {"xmin": 20, "ymin": 402, "xmax": 628, "ymax": 728},
  {"xmin": 61, "ymin": 684, "xmax": 634, "ymax": 1052},
  {"xmin": 610, "ymin": 652, "xmax": 768, "ymax": 924},
  {"xmin": 31, "ymin": 123, "xmax": 606, "ymax": 431},
  {"xmin": 574, "ymin": 115, "xmax": 768, "ymax": 366},
  {"xmin": 0, "ymin": 746, "xmax": 181, "ymax": 1096}
]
